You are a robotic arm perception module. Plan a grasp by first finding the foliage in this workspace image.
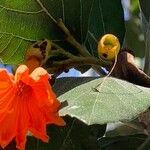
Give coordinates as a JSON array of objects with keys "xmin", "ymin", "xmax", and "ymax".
[{"xmin": 0, "ymin": 0, "xmax": 124, "ymax": 64}]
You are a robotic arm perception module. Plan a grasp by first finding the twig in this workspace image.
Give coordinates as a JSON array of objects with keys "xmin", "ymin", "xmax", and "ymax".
[
  {"xmin": 57, "ymin": 19, "xmax": 91, "ymax": 57},
  {"xmin": 49, "ymin": 49, "xmax": 75, "ymax": 58},
  {"xmin": 51, "ymin": 41, "xmax": 111, "ymax": 75},
  {"xmin": 37, "ymin": 0, "xmax": 91, "ymax": 57},
  {"xmin": 36, "ymin": 1, "xmax": 111, "ymax": 74},
  {"xmin": 51, "ymin": 42, "xmax": 75, "ymax": 58},
  {"xmin": 47, "ymin": 56, "xmax": 108, "ymax": 73}
]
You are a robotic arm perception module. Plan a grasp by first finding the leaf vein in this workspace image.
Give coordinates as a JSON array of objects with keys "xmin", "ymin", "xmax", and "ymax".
[
  {"xmin": 0, "ymin": 4, "xmax": 43, "ymax": 14},
  {"xmin": 0, "ymin": 35, "xmax": 13, "ymax": 54},
  {"xmin": 83, "ymin": 0, "xmax": 95, "ymax": 45},
  {"xmin": 0, "ymin": 32, "xmax": 35, "ymax": 42},
  {"xmin": 5, "ymin": 39, "xmax": 23, "ymax": 62},
  {"xmin": 36, "ymin": 0, "xmax": 57, "ymax": 23},
  {"xmin": 61, "ymin": 0, "xmax": 65, "ymax": 22},
  {"xmin": 98, "ymin": 0, "xmax": 106, "ymax": 33}
]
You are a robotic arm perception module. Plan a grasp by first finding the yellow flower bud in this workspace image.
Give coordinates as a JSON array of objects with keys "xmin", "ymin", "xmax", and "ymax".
[{"xmin": 97, "ymin": 34, "xmax": 120, "ymax": 60}]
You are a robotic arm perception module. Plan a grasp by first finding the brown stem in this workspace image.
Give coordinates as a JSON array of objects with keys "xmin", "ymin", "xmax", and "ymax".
[
  {"xmin": 35, "ymin": 2, "xmax": 112, "ymax": 74},
  {"xmin": 57, "ymin": 19, "xmax": 91, "ymax": 57},
  {"xmin": 47, "ymin": 56, "xmax": 109, "ymax": 74},
  {"xmin": 51, "ymin": 41, "xmax": 111, "ymax": 74},
  {"xmin": 51, "ymin": 42, "xmax": 76, "ymax": 58}
]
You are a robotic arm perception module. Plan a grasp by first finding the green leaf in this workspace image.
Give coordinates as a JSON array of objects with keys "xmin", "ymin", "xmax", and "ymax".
[
  {"xmin": 0, "ymin": 141, "xmax": 17, "ymax": 150},
  {"xmin": 0, "ymin": 116, "xmax": 106, "ymax": 150},
  {"xmin": 53, "ymin": 77, "xmax": 97, "ymax": 97},
  {"xmin": 105, "ymin": 124, "xmax": 144, "ymax": 137},
  {"xmin": 0, "ymin": 0, "xmax": 125, "ymax": 64},
  {"xmin": 55, "ymin": 77, "xmax": 150, "ymax": 125},
  {"xmin": 99, "ymin": 134, "xmax": 150, "ymax": 150},
  {"xmin": 84, "ymin": 0, "xmax": 125, "ymax": 57},
  {"xmin": 125, "ymin": 19, "xmax": 145, "ymax": 57},
  {"xmin": 139, "ymin": 0, "xmax": 150, "ymax": 22}
]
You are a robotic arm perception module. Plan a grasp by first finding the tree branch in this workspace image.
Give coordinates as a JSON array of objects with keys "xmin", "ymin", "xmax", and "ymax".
[{"xmin": 47, "ymin": 56, "xmax": 110, "ymax": 74}]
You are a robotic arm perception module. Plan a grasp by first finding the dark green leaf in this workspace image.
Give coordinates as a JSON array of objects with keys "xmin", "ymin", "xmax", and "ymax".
[
  {"xmin": 139, "ymin": 0, "xmax": 150, "ymax": 22},
  {"xmin": 25, "ymin": 116, "xmax": 106, "ymax": 150},
  {"xmin": 0, "ymin": 0, "xmax": 125, "ymax": 64},
  {"xmin": 53, "ymin": 77, "xmax": 97, "ymax": 97},
  {"xmin": 99, "ymin": 134, "xmax": 150, "ymax": 150},
  {"xmin": 1, "ymin": 116, "xmax": 106, "ymax": 150},
  {"xmin": 125, "ymin": 20, "xmax": 145, "ymax": 57}
]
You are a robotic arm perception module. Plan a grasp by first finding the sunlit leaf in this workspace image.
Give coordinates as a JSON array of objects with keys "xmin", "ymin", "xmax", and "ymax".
[
  {"xmin": 54, "ymin": 77, "xmax": 150, "ymax": 125},
  {"xmin": 0, "ymin": 0, "xmax": 125, "ymax": 64}
]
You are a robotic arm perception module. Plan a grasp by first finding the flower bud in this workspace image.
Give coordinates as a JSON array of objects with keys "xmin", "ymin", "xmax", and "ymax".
[
  {"xmin": 25, "ymin": 39, "xmax": 51, "ymax": 65},
  {"xmin": 25, "ymin": 39, "xmax": 51, "ymax": 72},
  {"xmin": 98, "ymin": 34, "xmax": 120, "ymax": 60}
]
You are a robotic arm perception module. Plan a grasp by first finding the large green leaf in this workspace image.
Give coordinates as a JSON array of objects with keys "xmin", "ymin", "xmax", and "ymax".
[
  {"xmin": 0, "ymin": 0, "xmax": 125, "ymax": 64},
  {"xmin": 99, "ymin": 134, "xmax": 150, "ymax": 150},
  {"xmin": 55, "ymin": 77, "xmax": 150, "ymax": 125},
  {"xmin": 139, "ymin": 0, "xmax": 150, "ymax": 22},
  {"xmin": 25, "ymin": 116, "xmax": 106, "ymax": 150},
  {"xmin": 53, "ymin": 77, "xmax": 97, "ymax": 97}
]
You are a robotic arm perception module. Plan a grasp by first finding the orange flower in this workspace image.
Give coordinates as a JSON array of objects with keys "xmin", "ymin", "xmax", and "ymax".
[{"xmin": 0, "ymin": 65, "xmax": 65, "ymax": 150}]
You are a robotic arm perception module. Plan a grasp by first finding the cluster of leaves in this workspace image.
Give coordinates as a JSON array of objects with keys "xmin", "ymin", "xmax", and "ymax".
[{"xmin": 0, "ymin": 0, "xmax": 150, "ymax": 149}]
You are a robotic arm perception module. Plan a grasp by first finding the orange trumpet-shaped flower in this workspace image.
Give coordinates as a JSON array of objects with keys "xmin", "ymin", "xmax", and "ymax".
[{"xmin": 0, "ymin": 65, "xmax": 65, "ymax": 150}]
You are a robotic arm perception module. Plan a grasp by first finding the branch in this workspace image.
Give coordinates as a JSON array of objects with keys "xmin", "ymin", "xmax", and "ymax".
[
  {"xmin": 50, "ymin": 43, "xmax": 75, "ymax": 58},
  {"xmin": 36, "ymin": 1, "xmax": 111, "ymax": 74},
  {"xmin": 47, "ymin": 56, "xmax": 110, "ymax": 74},
  {"xmin": 51, "ymin": 42, "xmax": 111, "ymax": 75},
  {"xmin": 57, "ymin": 19, "xmax": 91, "ymax": 57}
]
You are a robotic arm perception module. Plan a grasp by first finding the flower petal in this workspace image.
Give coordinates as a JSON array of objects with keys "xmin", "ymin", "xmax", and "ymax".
[
  {"xmin": 0, "ymin": 69, "xmax": 14, "ymax": 124},
  {"xmin": 15, "ymin": 65, "xmax": 29, "ymax": 82},
  {"xmin": 0, "ymin": 106, "xmax": 17, "ymax": 148},
  {"xmin": 27, "ymin": 88, "xmax": 65, "ymax": 142},
  {"xmin": 0, "ymin": 65, "xmax": 65, "ymax": 150},
  {"xmin": 27, "ymin": 93, "xmax": 49, "ymax": 142},
  {"xmin": 33, "ymin": 89, "xmax": 66, "ymax": 126},
  {"xmin": 15, "ymin": 100, "xmax": 30, "ymax": 150},
  {"xmin": 0, "ymin": 69, "xmax": 12, "ymax": 89},
  {"xmin": 30, "ymin": 67, "xmax": 49, "ymax": 82}
]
